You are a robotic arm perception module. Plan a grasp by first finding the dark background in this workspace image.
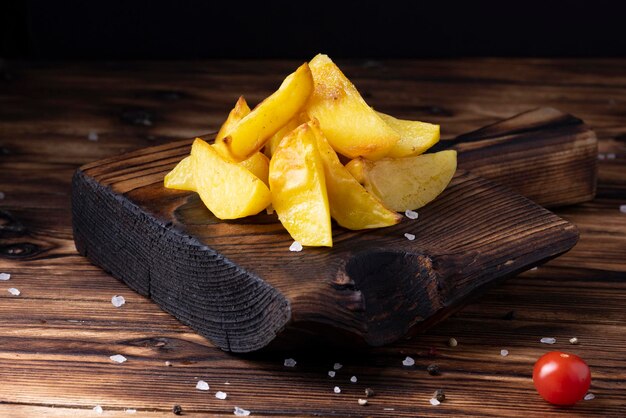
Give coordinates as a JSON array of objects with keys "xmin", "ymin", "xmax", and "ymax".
[{"xmin": 2, "ymin": 0, "xmax": 626, "ymax": 59}]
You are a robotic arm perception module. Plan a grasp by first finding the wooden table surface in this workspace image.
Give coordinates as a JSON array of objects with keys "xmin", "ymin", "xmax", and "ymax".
[{"xmin": 0, "ymin": 58, "xmax": 625, "ymax": 417}]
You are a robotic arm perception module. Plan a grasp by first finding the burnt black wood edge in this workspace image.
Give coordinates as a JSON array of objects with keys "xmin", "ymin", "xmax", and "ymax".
[{"xmin": 71, "ymin": 168, "xmax": 291, "ymax": 353}]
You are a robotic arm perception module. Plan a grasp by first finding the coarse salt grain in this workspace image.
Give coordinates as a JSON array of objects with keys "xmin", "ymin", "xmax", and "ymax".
[
  {"xmin": 383, "ymin": 408, "xmax": 395, "ymax": 411},
  {"xmin": 607, "ymin": 153, "xmax": 616, "ymax": 159},
  {"xmin": 0, "ymin": 191, "xmax": 4, "ymax": 199},
  {"xmin": 7, "ymin": 288, "xmax": 20, "ymax": 296},
  {"xmin": 111, "ymin": 295, "xmax": 126, "ymax": 307},
  {"xmin": 448, "ymin": 337, "xmax": 458, "ymax": 347},
  {"xmin": 289, "ymin": 241, "xmax": 303, "ymax": 252},
  {"xmin": 598, "ymin": 153, "xmax": 606, "ymax": 160},
  {"xmin": 500, "ymin": 349, "xmax": 509, "ymax": 357},
  {"xmin": 405, "ymin": 209, "xmax": 418, "ymax": 220},
  {"xmin": 234, "ymin": 406, "xmax": 251, "ymax": 416},
  {"xmin": 196, "ymin": 380, "xmax": 209, "ymax": 391},
  {"xmin": 0, "ymin": 272, "xmax": 10, "ymax": 281},
  {"xmin": 350, "ymin": 376, "xmax": 357, "ymax": 383},
  {"xmin": 429, "ymin": 398, "xmax": 441, "ymax": 406},
  {"xmin": 620, "ymin": 204, "xmax": 626, "ymax": 214},
  {"xmin": 540, "ymin": 337, "xmax": 556, "ymax": 344},
  {"xmin": 569, "ymin": 337, "xmax": 579, "ymax": 345},
  {"xmin": 88, "ymin": 131, "xmax": 99, "ymax": 141},
  {"xmin": 404, "ymin": 233, "xmax": 416, "ymax": 241},
  {"xmin": 333, "ymin": 362, "xmax": 343, "ymax": 370},
  {"xmin": 110, "ymin": 354, "xmax": 127, "ymax": 363},
  {"xmin": 284, "ymin": 358, "xmax": 297, "ymax": 367},
  {"xmin": 358, "ymin": 399, "xmax": 368, "ymax": 406},
  {"xmin": 328, "ymin": 371, "xmax": 336, "ymax": 378},
  {"xmin": 402, "ymin": 356, "xmax": 415, "ymax": 367},
  {"xmin": 584, "ymin": 393, "xmax": 595, "ymax": 401},
  {"xmin": 165, "ymin": 361, "xmax": 172, "ymax": 366},
  {"xmin": 125, "ymin": 409, "xmax": 136, "ymax": 414},
  {"xmin": 93, "ymin": 405, "xmax": 103, "ymax": 414},
  {"xmin": 215, "ymin": 391, "xmax": 228, "ymax": 400},
  {"xmin": 333, "ymin": 386, "xmax": 341, "ymax": 394}
]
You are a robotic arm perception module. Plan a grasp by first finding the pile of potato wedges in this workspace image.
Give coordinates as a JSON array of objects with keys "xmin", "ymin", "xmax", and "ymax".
[{"xmin": 165, "ymin": 54, "xmax": 456, "ymax": 247}]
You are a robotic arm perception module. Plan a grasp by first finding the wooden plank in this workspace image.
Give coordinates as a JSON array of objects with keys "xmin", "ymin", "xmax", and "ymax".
[{"xmin": 1, "ymin": 59, "xmax": 625, "ymax": 416}]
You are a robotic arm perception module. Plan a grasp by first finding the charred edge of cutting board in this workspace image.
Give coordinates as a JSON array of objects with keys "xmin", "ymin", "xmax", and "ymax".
[{"xmin": 71, "ymin": 168, "xmax": 291, "ymax": 353}]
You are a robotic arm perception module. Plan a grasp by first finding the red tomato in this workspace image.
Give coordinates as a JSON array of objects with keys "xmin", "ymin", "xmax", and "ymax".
[{"xmin": 533, "ymin": 351, "xmax": 591, "ymax": 405}]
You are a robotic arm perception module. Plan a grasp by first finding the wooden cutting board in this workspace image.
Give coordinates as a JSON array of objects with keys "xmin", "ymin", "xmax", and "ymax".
[{"xmin": 71, "ymin": 108, "xmax": 590, "ymax": 353}]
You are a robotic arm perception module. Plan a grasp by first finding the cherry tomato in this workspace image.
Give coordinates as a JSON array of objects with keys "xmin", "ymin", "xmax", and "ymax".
[{"xmin": 533, "ymin": 351, "xmax": 591, "ymax": 405}]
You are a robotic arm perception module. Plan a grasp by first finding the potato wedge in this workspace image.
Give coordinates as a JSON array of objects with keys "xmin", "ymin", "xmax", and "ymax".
[
  {"xmin": 309, "ymin": 119, "xmax": 401, "ymax": 229},
  {"xmin": 214, "ymin": 96, "xmax": 270, "ymax": 186},
  {"xmin": 376, "ymin": 111, "xmax": 440, "ymax": 158},
  {"xmin": 191, "ymin": 138, "xmax": 271, "ymax": 219},
  {"xmin": 306, "ymin": 54, "xmax": 399, "ymax": 160},
  {"xmin": 240, "ymin": 151, "xmax": 270, "ymax": 187},
  {"xmin": 345, "ymin": 150, "xmax": 457, "ymax": 211},
  {"xmin": 216, "ymin": 96, "xmax": 251, "ymax": 142},
  {"xmin": 222, "ymin": 63, "xmax": 314, "ymax": 161},
  {"xmin": 263, "ymin": 117, "xmax": 301, "ymax": 159},
  {"xmin": 269, "ymin": 123, "xmax": 332, "ymax": 247},
  {"xmin": 164, "ymin": 156, "xmax": 195, "ymax": 191}
]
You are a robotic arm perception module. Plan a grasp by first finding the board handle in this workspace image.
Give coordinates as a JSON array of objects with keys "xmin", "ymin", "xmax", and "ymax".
[{"xmin": 434, "ymin": 107, "xmax": 597, "ymax": 208}]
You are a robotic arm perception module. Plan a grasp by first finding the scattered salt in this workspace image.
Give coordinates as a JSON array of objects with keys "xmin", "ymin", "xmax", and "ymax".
[
  {"xmin": 125, "ymin": 409, "xmax": 136, "ymax": 414},
  {"xmin": 7, "ymin": 288, "xmax": 20, "ymax": 296},
  {"xmin": 597, "ymin": 153, "xmax": 606, "ymax": 160},
  {"xmin": 88, "ymin": 131, "xmax": 99, "ymax": 141},
  {"xmin": 569, "ymin": 337, "xmax": 579, "ymax": 345},
  {"xmin": 584, "ymin": 392, "xmax": 595, "ymax": 401},
  {"xmin": 404, "ymin": 209, "xmax": 419, "ymax": 220},
  {"xmin": 358, "ymin": 399, "xmax": 368, "ymax": 406},
  {"xmin": 350, "ymin": 376, "xmax": 357, "ymax": 383},
  {"xmin": 620, "ymin": 204, "xmax": 626, "ymax": 214},
  {"xmin": 215, "ymin": 391, "xmax": 228, "ymax": 400},
  {"xmin": 607, "ymin": 153, "xmax": 616, "ymax": 159},
  {"xmin": 500, "ymin": 349, "xmax": 509, "ymax": 357},
  {"xmin": 110, "ymin": 354, "xmax": 127, "ymax": 363},
  {"xmin": 334, "ymin": 386, "xmax": 341, "ymax": 394},
  {"xmin": 540, "ymin": 337, "xmax": 556, "ymax": 344},
  {"xmin": 0, "ymin": 273, "xmax": 10, "ymax": 281},
  {"xmin": 196, "ymin": 380, "xmax": 209, "ymax": 391},
  {"xmin": 93, "ymin": 405, "xmax": 103, "ymax": 414},
  {"xmin": 402, "ymin": 356, "xmax": 415, "ymax": 367},
  {"xmin": 289, "ymin": 241, "xmax": 303, "ymax": 252},
  {"xmin": 429, "ymin": 398, "xmax": 441, "ymax": 406},
  {"xmin": 328, "ymin": 371, "xmax": 336, "ymax": 378},
  {"xmin": 284, "ymin": 358, "xmax": 297, "ymax": 367},
  {"xmin": 448, "ymin": 337, "xmax": 458, "ymax": 347},
  {"xmin": 404, "ymin": 233, "xmax": 416, "ymax": 241},
  {"xmin": 383, "ymin": 408, "xmax": 395, "ymax": 411},
  {"xmin": 530, "ymin": 267, "xmax": 538, "ymax": 271},
  {"xmin": 0, "ymin": 191, "xmax": 4, "ymax": 199},
  {"xmin": 234, "ymin": 406, "xmax": 251, "ymax": 416},
  {"xmin": 333, "ymin": 362, "xmax": 343, "ymax": 370},
  {"xmin": 165, "ymin": 361, "xmax": 172, "ymax": 366},
  {"xmin": 111, "ymin": 295, "xmax": 126, "ymax": 307}
]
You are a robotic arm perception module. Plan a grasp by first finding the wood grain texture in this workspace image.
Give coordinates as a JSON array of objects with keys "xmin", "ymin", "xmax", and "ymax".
[
  {"xmin": 442, "ymin": 107, "xmax": 597, "ymax": 207},
  {"xmin": 72, "ymin": 129, "xmax": 578, "ymax": 352},
  {"xmin": 1, "ymin": 59, "xmax": 625, "ymax": 416}
]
